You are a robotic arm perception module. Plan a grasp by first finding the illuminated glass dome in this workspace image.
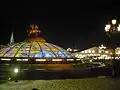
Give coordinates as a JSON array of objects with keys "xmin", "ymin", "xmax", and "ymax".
[{"xmin": 0, "ymin": 24, "xmax": 73, "ymax": 59}]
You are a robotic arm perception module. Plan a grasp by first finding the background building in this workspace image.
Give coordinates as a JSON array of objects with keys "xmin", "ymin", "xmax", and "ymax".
[{"xmin": 73, "ymin": 44, "xmax": 120, "ymax": 61}]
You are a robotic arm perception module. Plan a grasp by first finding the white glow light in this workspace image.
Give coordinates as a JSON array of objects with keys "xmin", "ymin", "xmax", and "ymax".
[
  {"xmin": 105, "ymin": 27, "xmax": 109, "ymax": 32},
  {"xmin": 106, "ymin": 24, "xmax": 111, "ymax": 29},
  {"xmin": 117, "ymin": 25, "xmax": 120, "ymax": 31},
  {"xmin": 16, "ymin": 59, "xmax": 28, "ymax": 61},
  {"xmin": 112, "ymin": 19, "xmax": 116, "ymax": 25},
  {"xmin": 1, "ymin": 58, "xmax": 11, "ymax": 61},
  {"xmin": 52, "ymin": 59, "xmax": 62, "ymax": 61},
  {"xmin": 14, "ymin": 68, "xmax": 19, "ymax": 74},
  {"xmin": 36, "ymin": 59, "xmax": 46, "ymax": 61},
  {"xmin": 67, "ymin": 59, "xmax": 74, "ymax": 61}
]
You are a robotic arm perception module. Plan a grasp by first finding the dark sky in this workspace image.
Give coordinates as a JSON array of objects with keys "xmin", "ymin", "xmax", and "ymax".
[{"xmin": 0, "ymin": 2, "xmax": 119, "ymax": 50}]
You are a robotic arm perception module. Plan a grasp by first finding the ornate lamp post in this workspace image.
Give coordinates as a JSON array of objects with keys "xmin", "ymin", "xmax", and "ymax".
[{"xmin": 105, "ymin": 19, "xmax": 120, "ymax": 77}]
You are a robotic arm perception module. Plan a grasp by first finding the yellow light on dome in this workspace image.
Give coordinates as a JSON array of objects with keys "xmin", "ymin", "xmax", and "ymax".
[{"xmin": 52, "ymin": 49, "xmax": 57, "ymax": 52}]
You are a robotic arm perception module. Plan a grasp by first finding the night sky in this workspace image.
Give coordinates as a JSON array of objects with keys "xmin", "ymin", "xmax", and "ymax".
[{"xmin": 0, "ymin": 3, "xmax": 119, "ymax": 50}]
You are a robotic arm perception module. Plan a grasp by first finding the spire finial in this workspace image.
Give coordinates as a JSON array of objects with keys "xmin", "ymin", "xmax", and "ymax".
[
  {"xmin": 10, "ymin": 32, "xmax": 14, "ymax": 44},
  {"xmin": 27, "ymin": 24, "xmax": 41, "ymax": 37}
]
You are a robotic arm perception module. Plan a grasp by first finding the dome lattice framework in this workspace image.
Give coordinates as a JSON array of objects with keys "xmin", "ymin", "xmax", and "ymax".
[
  {"xmin": 0, "ymin": 24, "xmax": 74, "ymax": 63},
  {"xmin": 0, "ymin": 41, "xmax": 72, "ymax": 58}
]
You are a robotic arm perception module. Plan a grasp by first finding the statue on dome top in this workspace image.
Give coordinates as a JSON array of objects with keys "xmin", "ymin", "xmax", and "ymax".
[{"xmin": 27, "ymin": 24, "xmax": 41, "ymax": 37}]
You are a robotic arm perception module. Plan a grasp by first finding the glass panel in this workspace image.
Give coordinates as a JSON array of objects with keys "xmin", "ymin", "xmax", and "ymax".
[
  {"xmin": 42, "ymin": 50, "xmax": 56, "ymax": 58},
  {"xmin": 0, "ymin": 43, "xmax": 21, "ymax": 57},
  {"xmin": 15, "ymin": 53, "xmax": 29, "ymax": 57},
  {"xmin": 4, "ymin": 42, "xmax": 25, "ymax": 57},
  {"xmin": 51, "ymin": 44, "xmax": 73, "ymax": 58},
  {"xmin": 29, "ymin": 50, "xmax": 41, "ymax": 57},
  {"xmin": 33, "ymin": 52, "xmax": 43, "ymax": 58},
  {"xmin": 22, "ymin": 42, "xmax": 31, "ymax": 51},
  {"xmin": 15, "ymin": 50, "xmax": 29, "ymax": 57},
  {"xmin": 4, "ymin": 50, "xmax": 15, "ymax": 57},
  {"xmin": 31, "ymin": 42, "xmax": 40, "ymax": 50},
  {"xmin": 45, "ymin": 43, "xmax": 60, "ymax": 57},
  {"xmin": 57, "ymin": 51, "xmax": 66, "ymax": 58},
  {"xmin": 38, "ymin": 42, "xmax": 51, "ymax": 51}
]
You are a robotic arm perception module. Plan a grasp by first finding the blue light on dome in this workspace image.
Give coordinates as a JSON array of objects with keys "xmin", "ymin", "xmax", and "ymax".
[{"xmin": 0, "ymin": 41, "xmax": 73, "ymax": 59}]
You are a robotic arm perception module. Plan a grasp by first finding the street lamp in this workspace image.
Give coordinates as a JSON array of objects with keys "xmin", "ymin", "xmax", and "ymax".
[
  {"xmin": 105, "ymin": 19, "xmax": 120, "ymax": 33},
  {"xmin": 8, "ymin": 67, "xmax": 20, "ymax": 82},
  {"xmin": 105, "ymin": 19, "xmax": 120, "ymax": 77},
  {"xmin": 14, "ymin": 68, "xmax": 19, "ymax": 74}
]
